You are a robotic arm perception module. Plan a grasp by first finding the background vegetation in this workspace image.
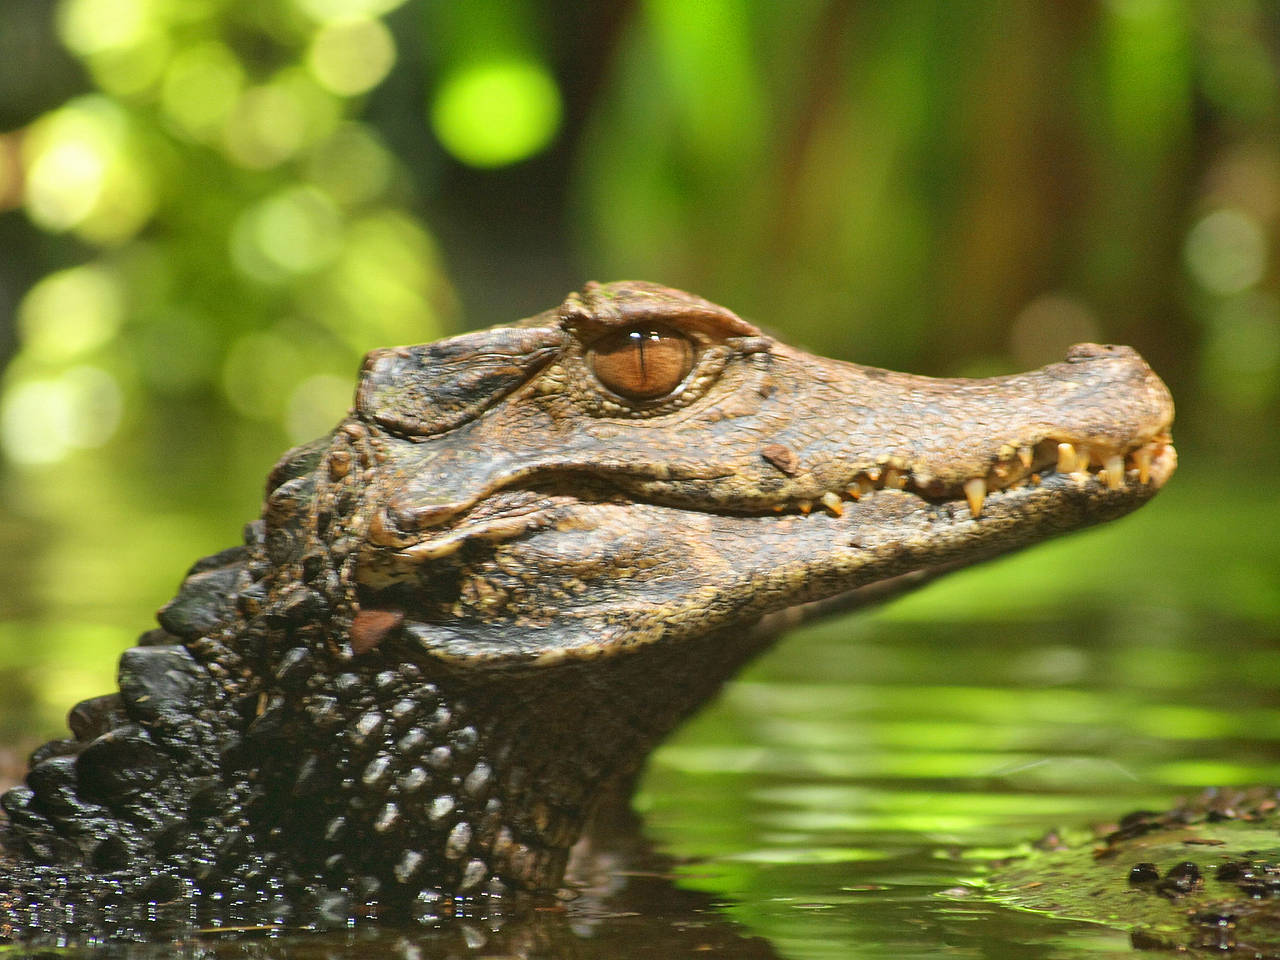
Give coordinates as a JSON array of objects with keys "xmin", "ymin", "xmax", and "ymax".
[{"xmin": 1, "ymin": 0, "xmax": 1277, "ymax": 735}]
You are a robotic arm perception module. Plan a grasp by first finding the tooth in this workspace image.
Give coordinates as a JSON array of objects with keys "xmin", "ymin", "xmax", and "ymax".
[
  {"xmin": 864, "ymin": 467, "xmax": 882, "ymax": 485},
  {"xmin": 856, "ymin": 476, "xmax": 876, "ymax": 497},
  {"xmin": 845, "ymin": 483, "xmax": 862, "ymax": 500},
  {"xmin": 1133, "ymin": 446, "xmax": 1152, "ymax": 484},
  {"xmin": 1074, "ymin": 445, "xmax": 1092, "ymax": 474},
  {"xmin": 798, "ymin": 500, "xmax": 813, "ymax": 514},
  {"xmin": 1056, "ymin": 442, "xmax": 1075, "ymax": 474},
  {"xmin": 963, "ymin": 477, "xmax": 986, "ymax": 518},
  {"xmin": 820, "ymin": 492, "xmax": 844, "ymax": 516},
  {"xmin": 1018, "ymin": 446, "xmax": 1033, "ymax": 469},
  {"xmin": 1104, "ymin": 455, "xmax": 1124, "ymax": 490},
  {"xmin": 882, "ymin": 467, "xmax": 907, "ymax": 490}
]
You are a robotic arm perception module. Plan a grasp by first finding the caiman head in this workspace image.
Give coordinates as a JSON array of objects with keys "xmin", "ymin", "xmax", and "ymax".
[
  {"xmin": 227, "ymin": 281, "xmax": 1173, "ymax": 896},
  {"xmin": 295, "ymin": 280, "xmax": 1174, "ymax": 666}
]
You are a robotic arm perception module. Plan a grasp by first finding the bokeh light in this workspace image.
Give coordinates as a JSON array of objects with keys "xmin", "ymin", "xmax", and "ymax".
[
  {"xmin": 307, "ymin": 17, "xmax": 396, "ymax": 97},
  {"xmin": 161, "ymin": 42, "xmax": 244, "ymax": 142},
  {"xmin": 17, "ymin": 264, "xmax": 125, "ymax": 361},
  {"xmin": 25, "ymin": 136, "xmax": 105, "ymax": 231},
  {"xmin": 58, "ymin": 0, "xmax": 170, "ymax": 96},
  {"xmin": 1185, "ymin": 207, "xmax": 1268, "ymax": 295},
  {"xmin": 57, "ymin": 0, "xmax": 150, "ymax": 55},
  {"xmin": 306, "ymin": 123, "xmax": 394, "ymax": 205},
  {"xmin": 0, "ymin": 366, "xmax": 122, "ymax": 465},
  {"xmin": 311, "ymin": 210, "xmax": 448, "ymax": 347},
  {"xmin": 22, "ymin": 97, "xmax": 154, "ymax": 242},
  {"xmin": 223, "ymin": 72, "xmax": 340, "ymax": 170},
  {"xmin": 230, "ymin": 185, "xmax": 344, "ymax": 283},
  {"xmin": 223, "ymin": 83, "xmax": 309, "ymax": 170},
  {"xmin": 429, "ymin": 60, "xmax": 562, "ymax": 168}
]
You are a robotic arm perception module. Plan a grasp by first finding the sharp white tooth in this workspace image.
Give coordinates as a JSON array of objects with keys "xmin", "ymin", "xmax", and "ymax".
[
  {"xmin": 1056, "ymin": 442, "xmax": 1075, "ymax": 474},
  {"xmin": 1075, "ymin": 445, "xmax": 1092, "ymax": 474},
  {"xmin": 1018, "ymin": 446, "xmax": 1033, "ymax": 469},
  {"xmin": 963, "ymin": 477, "xmax": 986, "ymax": 518},
  {"xmin": 820, "ymin": 491, "xmax": 844, "ymax": 516},
  {"xmin": 1104, "ymin": 454, "xmax": 1124, "ymax": 490},
  {"xmin": 798, "ymin": 500, "xmax": 813, "ymax": 514},
  {"xmin": 1133, "ymin": 446, "xmax": 1152, "ymax": 484}
]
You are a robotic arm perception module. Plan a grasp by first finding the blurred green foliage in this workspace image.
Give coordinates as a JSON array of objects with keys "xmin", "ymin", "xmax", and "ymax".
[{"xmin": 0, "ymin": 0, "xmax": 1277, "ymax": 728}]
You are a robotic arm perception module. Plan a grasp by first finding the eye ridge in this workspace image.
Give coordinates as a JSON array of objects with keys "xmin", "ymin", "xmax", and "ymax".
[{"xmin": 587, "ymin": 324, "xmax": 695, "ymax": 401}]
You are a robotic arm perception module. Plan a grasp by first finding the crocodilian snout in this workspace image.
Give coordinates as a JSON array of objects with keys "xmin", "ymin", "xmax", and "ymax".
[{"xmin": 745, "ymin": 336, "xmax": 1174, "ymax": 521}]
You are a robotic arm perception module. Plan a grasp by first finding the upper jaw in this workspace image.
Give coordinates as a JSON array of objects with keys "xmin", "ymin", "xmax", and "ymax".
[{"xmin": 359, "ymin": 336, "xmax": 1175, "ymax": 544}]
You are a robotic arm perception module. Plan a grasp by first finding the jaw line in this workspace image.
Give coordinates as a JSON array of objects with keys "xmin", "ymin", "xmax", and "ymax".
[
  {"xmin": 748, "ymin": 442, "xmax": 1176, "ymax": 642},
  {"xmin": 373, "ymin": 438, "xmax": 1175, "ymax": 574},
  {"xmin": 368, "ymin": 442, "xmax": 1174, "ymax": 669}
]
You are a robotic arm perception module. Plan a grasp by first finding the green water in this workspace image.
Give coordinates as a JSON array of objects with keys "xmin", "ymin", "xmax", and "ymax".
[{"xmin": 1, "ymin": 468, "xmax": 1277, "ymax": 957}]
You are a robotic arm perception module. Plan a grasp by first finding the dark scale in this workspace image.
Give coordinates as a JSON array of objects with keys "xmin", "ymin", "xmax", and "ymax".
[{"xmin": 0, "ymin": 426, "xmax": 511, "ymax": 938}]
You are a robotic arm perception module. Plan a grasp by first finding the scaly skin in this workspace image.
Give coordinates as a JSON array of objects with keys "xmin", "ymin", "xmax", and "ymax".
[{"xmin": 0, "ymin": 282, "xmax": 1175, "ymax": 942}]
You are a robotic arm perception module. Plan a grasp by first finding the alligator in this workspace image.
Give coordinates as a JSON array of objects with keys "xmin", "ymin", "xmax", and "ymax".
[{"xmin": 0, "ymin": 281, "xmax": 1176, "ymax": 944}]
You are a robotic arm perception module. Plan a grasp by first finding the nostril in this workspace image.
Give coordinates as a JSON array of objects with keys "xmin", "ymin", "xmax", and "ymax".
[{"xmin": 1065, "ymin": 343, "xmax": 1139, "ymax": 362}]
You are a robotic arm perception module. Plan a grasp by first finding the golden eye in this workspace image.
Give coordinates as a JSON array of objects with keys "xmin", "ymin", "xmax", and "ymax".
[{"xmin": 587, "ymin": 325, "xmax": 695, "ymax": 401}]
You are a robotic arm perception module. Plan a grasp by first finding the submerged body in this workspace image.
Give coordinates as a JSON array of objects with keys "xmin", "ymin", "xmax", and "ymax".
[{"xmin": 0, "ymin": 283, "xmax": 1175, "ymax": 942}]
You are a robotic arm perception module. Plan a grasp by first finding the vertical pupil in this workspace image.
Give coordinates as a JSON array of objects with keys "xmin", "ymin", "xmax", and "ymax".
[
  {"xmin": 631, "ymin": 329, "xmax": 651, "ymax": 377},
  {"xmin": 587, "ymin": 324, "xmax": 694, "ymax": 400}
]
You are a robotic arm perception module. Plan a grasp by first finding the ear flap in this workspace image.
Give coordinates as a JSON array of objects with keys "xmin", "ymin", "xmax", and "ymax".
[{"xmin": 355, "ymin": 326, "xmax": 564, "ymax": 436}]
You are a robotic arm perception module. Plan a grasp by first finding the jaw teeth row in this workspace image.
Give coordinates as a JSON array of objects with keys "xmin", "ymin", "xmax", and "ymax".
[
  {"xmin": 1050, "ymin": 439, "xmax": 1163, "ymax": 492},
  {"xmin": 797, "ymin": 437, "xmax": 1168, "ymax": 519}
]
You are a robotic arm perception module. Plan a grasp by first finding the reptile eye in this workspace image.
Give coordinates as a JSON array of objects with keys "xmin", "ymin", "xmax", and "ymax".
[{"xmin": 587, "ymin": 325, "xmax": 695, "ymax": 401}]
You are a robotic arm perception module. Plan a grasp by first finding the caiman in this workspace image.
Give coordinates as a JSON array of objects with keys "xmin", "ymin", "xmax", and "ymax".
[{"xmin": 0, "ymin": 281, "xmax": 1176, "ymax": 943}]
